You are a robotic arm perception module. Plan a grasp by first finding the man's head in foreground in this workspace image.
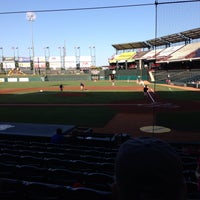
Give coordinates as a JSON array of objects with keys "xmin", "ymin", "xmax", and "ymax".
[{"xmin": 113, "ymin": 137, "xmax": 187, "ymax": 200}]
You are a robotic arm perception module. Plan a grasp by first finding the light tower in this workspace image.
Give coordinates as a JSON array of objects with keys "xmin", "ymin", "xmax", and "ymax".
[
  {"xmin": 74, "ymin": 46, "xmax": 80, "ymax": 69},
  {"xmin": 26, "ymin": 12, "xmax": 36, "ymax": 74},
  {"xmin": 0, "ymin": 47, "xmax": 3, "ymax": 71},
  {"xmin": 89, "ymin": 46, "xmax": 96, "ymax": 67}
]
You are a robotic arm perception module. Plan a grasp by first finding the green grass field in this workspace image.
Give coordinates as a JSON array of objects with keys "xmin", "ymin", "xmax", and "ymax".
[{"xmin": 0, "ymin": 80, "xmax": 199, "ymax": 131}]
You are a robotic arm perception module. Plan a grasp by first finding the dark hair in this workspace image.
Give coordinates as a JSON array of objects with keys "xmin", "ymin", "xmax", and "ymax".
[
  {"xmin": 114, "ymin": 137, "xmax": 187, "ymax": 200},
  {"xmin": 56, "ymin": 128, "xmax": 62, "ymax": 134}
]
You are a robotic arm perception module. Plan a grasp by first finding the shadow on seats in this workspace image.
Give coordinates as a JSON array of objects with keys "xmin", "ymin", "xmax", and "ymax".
[
  {"xmin": 71, "ymin": 187, "xmax": 113, "ymax": 200},
  {"xmin": 18, "ymin": 155, "xmax": 44, "ymax": 167},
  {"xmin": 15, "ymin": 165, "xmax": 48, "ymax": 182},
  {"xmin": 0, "ymin": 178, "xmax": 25, "ymax": 200},
  {"xmin": 84, "ymin": 172, "xmax": 114, "ymax": 191},
  {"xmin": 0, "ymin": 153, "xmax": 20, "ymax": 165},
  {"xmin": 43, "ymin": 157, "xmax": 71, "ymax": 169},
  {"xmin": 0, "ymin": 162, "xmax": 17, "ymax": 179},
  {"xmin": 46, "ymin": 168, "xmax": 84, "ymax": 186},
  {"xmin": 23, "ymin": 181, "xmax": 70, "ymax": 200}
]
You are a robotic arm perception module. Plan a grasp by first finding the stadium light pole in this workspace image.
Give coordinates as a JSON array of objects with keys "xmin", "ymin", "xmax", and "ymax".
[
  {"xmin": 58, "ymin": 47, "xmax": 63, "ymax": 71},
  {"xmin": 44, "ymin": 47, "xmax": 50, "ymax": 60},
  {"xmin": 74, "ymin": 46, "xmax": 80, "ymax": 69},
  {"xmin": 26, "ymin": 12, "xmax": 36, "ymax": 75},
  {"xmin": 93, "ymin": 46, "xmax": 96, "ymax": 67},
  {"xmin": 47, "ymin": 47, "xmax": 50, "ymax": 58},
  {"xmin": 89, "ymin": 46, "xmax": 92, "ymax": 67},
  {"xmin": 28, "ymin": 47, "xmax": 32, "ymax": 68},
  {"xmin": 62, "ymin": 46, "xmax": 65, "ymax": 70},
  {"xmin": 89, "ymin": 46, "xmax": 96, "ymax": 67},
  {"xmin": 12, "ymin": 47, "xmax": 15, "ymax": 59},
  {"xmin": 16, "ymin": 47, "xmax": 19, "ymax": 61},
  {"xmin": 44, "ymin": 46, "xmax": 50, "ymax": 74},
  {"xmin": 0, "ymin": 47, "xmax": 3, "ymax": 59},
  {"xmin": 0, "ymin": 47, "xmax": 3, "ymax": 71}
]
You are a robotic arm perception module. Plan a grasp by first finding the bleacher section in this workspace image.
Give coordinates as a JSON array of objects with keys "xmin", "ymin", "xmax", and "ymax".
[
  {"xmin": 0, "ymin": 133, "xmax": 200, "ymax": 199},
  {"xmin": 141, "ymin": 49, "xmax": 163, "ymax": 61},
  {"xmin": 167, "ymin": 42, "xmax": 200, "ymax": 62},
  {"xmin": 109, "ymin": 42, "xmax": 200, "ymax": 65},
  {"xmin": 155, "ymin": 45, "xmax": 184, "ymax": 62},
  {"xmin": 108, "ymin": 28, "xmax": 200, "ymax": 87},
  {"xmin": 153, "ymin": 69, "xmax": 200, "ymax": 87}
]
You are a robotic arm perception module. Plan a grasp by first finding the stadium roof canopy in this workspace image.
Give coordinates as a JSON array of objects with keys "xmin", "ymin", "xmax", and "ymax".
[
  {"xmin": 112, "ymin": 41, "xmax": 151, "ymax": 51},
  {"xmin": 112, "ymin": 27, "xmax": 200, "ymax": 51}
]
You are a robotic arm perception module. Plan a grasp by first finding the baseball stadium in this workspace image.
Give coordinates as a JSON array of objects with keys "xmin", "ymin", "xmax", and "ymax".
[{"xmin": 0, "ymin": 1, "xmax": 200, "ymax": 199}]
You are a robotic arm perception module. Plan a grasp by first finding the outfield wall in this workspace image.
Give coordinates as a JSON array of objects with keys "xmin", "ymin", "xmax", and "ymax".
[
  {"xmin": 0, "ymin": 74, "xmax": 92, "ymax": 82},
  {"xmin": 0, "ymin": 70, "xmax": 148, "ymax": 82},
  {"xmin": 0, "ymin": 76, "xmax": 44, "ymax": 82},
  {"xmin": 103, "ymin": 69, "xmax": 148, "ymax": 81}
]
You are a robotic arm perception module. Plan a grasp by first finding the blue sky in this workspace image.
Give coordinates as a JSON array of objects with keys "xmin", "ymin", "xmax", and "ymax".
[{"xmin": 0, "ymin": 0, "xmax": 199, "ymax": 66}]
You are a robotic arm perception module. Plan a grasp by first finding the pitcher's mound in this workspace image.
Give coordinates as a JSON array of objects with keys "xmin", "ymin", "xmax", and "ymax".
[{"xmin": 140, "ymin": 125, "xmax": 171, "ymax": 133}]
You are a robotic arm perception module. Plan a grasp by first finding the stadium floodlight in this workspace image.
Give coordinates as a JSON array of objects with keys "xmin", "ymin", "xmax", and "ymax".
[
  {"xmin": 16, "ymin": 47, "xmax": 19, "ymax": 61},
  {"xmin": 0, "ymin": 47, "xmax": 3, "ymax": 64},
  {"xmin": 74, "ymin": 46, "xmax": 80, "ymax": 69},
  {"xmin": 28, "ymin": 47, "xmax": 32, "ymax": 58},
  {"xmin": 44, "ymin": 47, "xmax": 50, "ymax": 60},
  {"xmin": 26, "ymin": 12, "xmax": 36, "ymax": 21},
  {"xmin": 0, "ymin": 47, "xmax": 3, "ymax": 57},
  {"xmin": 89, "ymin": 46, "xmax": 96, "ymax": 66},
  {"xmin": 58, "ymin": 47, "xmax": 63, "ymax": 70},
  {"xmin": 26, "ymin": 12, "xmax": 36, "ymax": 75}
]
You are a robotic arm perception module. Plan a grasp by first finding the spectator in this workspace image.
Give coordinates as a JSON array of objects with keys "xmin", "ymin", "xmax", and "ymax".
[
  {"xmin": 112, "ymin": 137, "xmax": 187, "ymax": 200},
  {"xmin": 51, "ymin": 128, "xmax": 65, "ymax": 144}
]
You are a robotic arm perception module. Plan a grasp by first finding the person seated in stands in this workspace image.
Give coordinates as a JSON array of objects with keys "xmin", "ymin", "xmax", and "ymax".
[
  {"xmin": 112, "ymin": 136, "xmax": 187, "ymax": 200},
  {"xmin": 51, "ymin": 128, "xmax": 65, "ymax": 144}
]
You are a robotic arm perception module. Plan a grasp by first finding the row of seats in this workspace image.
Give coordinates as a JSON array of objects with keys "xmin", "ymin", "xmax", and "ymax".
[
  {"xmin": 0, "ymin": 177, "xmax": 113, "ymax": 200},
  {"xmin": 0, "ymin": 143, "xmax": 118, "ymax": 158},
  {"xmin": 0, "ymin": 151, "xmax": 198, "ymax": 187},
  {"xmin": 0, "ymin": 131, "xmax": 126, "ymax": 149},
  {"xmin": 0, "ymin": 162, "xmax": 113, "ymax": 191},
  {"xmin": 0, "ymin": 153, "xmax": 115, "ymax": 174},
  {"xmin": 0, "ymin": 138, "xmax": 119, "ymax": 152},
  {"xmin": 0, "ymin": 147, "xmax": 116, "ymax": 163}
]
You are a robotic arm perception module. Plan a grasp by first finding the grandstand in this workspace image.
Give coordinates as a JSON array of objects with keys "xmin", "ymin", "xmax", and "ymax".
[{"xmin": 109, "ymin": 27, "xmax": 200, "ymax": 88}]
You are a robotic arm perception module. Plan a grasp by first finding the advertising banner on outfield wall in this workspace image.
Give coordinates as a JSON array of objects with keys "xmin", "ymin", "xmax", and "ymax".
[
  {"xmin": 49, "ymin": 62, "xmax": 61, "ymax": 70},
  {"xmin": 49, "ymin": 56, "xmax": 61, "ymax": 62},
  {"xmin": 64, "ymin": 56, "xmax": 76, "ymax": 68},
  {"xmin": 18, "ymin": 62, "xmax": 31, "ymax": 68},
  {"xmin": 64, "ymin": 61, "xmax": 76, "ymax": 68},
  {"xmin": 3, "ymin": 62, "xmax": 15, "ymax": 69},
  {"xmin": 34, "ymin": 62, "xmax": 45, "ymax": 68},
  {"xmin": 34, "ymin": 56, "xmax": 45, "ymax": 62},
  {"xmin": 3, "ymin": 57, "xmax": 14, "ymax": 62},
  {"xmin": 33, "ymin": 56, "xmax": 45, "ymax": 68},
  {"xmin": 65, "ymin": 56, "xmax": 76, "ymax": 62},
  {"xmin": 80, "ymin": 56, "xmax": 92, "ymax": 68},
  {"xmin": 18, "ymin": 57, "xmax": 31, "ymax": 62}
]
